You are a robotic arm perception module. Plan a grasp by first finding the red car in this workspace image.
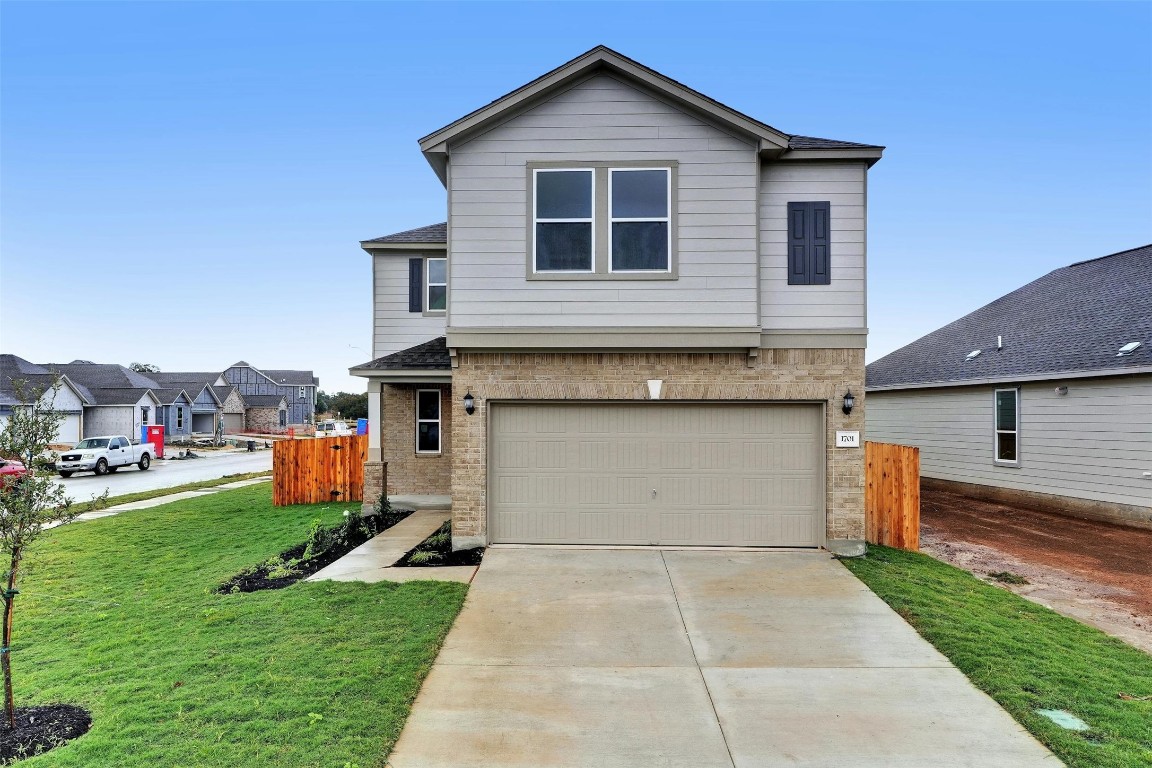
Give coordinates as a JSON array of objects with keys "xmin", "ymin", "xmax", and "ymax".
[{"xmin": 0, "ymin": 459, "xmax": 28, "ymax": 489}]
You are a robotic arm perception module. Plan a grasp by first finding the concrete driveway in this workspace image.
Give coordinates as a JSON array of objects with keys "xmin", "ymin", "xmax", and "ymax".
[{"xmin": 388, "ymin": 549, "xmax": 1059, "ymax": 768}]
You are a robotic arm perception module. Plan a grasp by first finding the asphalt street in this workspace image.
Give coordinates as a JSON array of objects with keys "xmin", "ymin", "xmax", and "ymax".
[{"xmin": 55, "ymin": 448, "xmax": 272, "ymax": 503}]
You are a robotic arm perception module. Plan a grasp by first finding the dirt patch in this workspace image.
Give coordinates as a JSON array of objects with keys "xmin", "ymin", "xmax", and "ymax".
[
  {"xmin": 0, "ymin": 704, "xmax": 91, "ymax": 763},
  {"xmin": 921, "ymin": 487, "xmax": 1152, "ymax": 653}
]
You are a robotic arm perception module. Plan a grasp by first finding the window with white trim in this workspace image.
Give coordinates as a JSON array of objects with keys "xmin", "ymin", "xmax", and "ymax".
[
  {"xmin": 610, "ymin": 168, "xmax": 670, "ymax": 272},
  {"xmin": 994, "ymin": 388, "xmax": 1018, "ymax": 464},
  {"xmin": 141, "ymin": 407, "xmax": 149, "ymax": 426},
  {"xmin": 176, "ymin": 406, "xmax": 184, "ymax": 430},
  {"xmin": 426, "ymin": 257, "xmax": 447, "ymax": 311},
  {"xmin": 299, "ymin": 386, "xmax": 306, "ymax": 399},
  {"xmin": 533, "ymin": 169, "xmax": 594, "ymax": 272},
  {"xmin": 416, "ymin": 389, "xmax": 441, "ymax": 454}
]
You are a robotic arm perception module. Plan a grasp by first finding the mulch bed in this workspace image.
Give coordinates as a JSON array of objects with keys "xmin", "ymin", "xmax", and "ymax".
[
  {"xmin": 217, "ymin": 509, "xmax": 413, "ymax": 593},
  {"xmin": 395, "ymin": 521, "xmax": 485, "ymax": 567},
  {"xmin": 0, "ymin": 704, "xmax": 91, "ymax": 764}
]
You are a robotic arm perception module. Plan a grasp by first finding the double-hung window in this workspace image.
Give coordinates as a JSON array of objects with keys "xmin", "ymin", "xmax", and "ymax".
[
  {"xmin": 994, "ymin": 388, "xmax": 1019, "ymax": 464},
  {"xmin": 426, "ymin": 257, "xmax": 447, "ymax": 311},
  {"xmin": 610, "ymin": 168, "xmax": 670, "ymax": 272},
  {"xmin": 533, "ymin": 169, "xmax": 594, "ymax": 272},
  {"xmin": 176, "ymin": 407, "xmax": 184, "ymax": 430},
  {"xmin": 531, "ymin": 164, "xmax": 674, "ymax": 276},
  {"xmin": 416, "ymin": 389, "xmax": 441, "ymax": 454}
]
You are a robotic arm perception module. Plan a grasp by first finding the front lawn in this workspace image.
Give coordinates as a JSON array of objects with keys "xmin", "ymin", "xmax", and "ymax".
[
  {"xmin": 844, "ymin": 546, "xmax": 1152, "ymax": 768},
  {"xmin": 11, "ymin": 484, "xmax": 467, "ymax": 767}
]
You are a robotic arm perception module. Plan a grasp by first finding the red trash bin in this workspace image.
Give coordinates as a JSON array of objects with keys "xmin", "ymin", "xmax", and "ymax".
[{"xmin": 147, "ymin": 425, "xmax": 165, "ymax": 459}]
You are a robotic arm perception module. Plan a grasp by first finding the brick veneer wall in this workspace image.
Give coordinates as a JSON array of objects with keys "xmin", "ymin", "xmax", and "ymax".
[
  {"xmin": 245, "ymin": 407, "xmax": 285, "ymax": 434},
  {"xmin": 381, "ymin": 383, "xmax": 452, "ymax": 496},
  {"xmin": 450, "ymin": 349, "xmax": 866, "ymax": 547}
]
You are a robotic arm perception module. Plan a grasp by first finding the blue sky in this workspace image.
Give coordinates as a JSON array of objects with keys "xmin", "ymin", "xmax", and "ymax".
[{"xmin": 2, "ymin": 1, "xmax": 1149, "ymax": 394}]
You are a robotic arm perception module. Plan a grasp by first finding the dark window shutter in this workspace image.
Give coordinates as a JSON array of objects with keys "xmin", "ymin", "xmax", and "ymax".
[
  {"xmin": 787, "ymin": 203, "xmax": 810, "ymax": 284},
  {"xmin": 408, "ymin": 258, "xmax": 423, "ymax": 312},
  {"xmin": 787, "ymin": 201, "xmax": 832, "ymax": 286}
]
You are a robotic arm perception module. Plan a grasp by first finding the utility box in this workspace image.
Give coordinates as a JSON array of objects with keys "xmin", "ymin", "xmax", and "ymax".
[{"xmin": 147, "ymin": 425, "xmax": 165, "ymax": 458}]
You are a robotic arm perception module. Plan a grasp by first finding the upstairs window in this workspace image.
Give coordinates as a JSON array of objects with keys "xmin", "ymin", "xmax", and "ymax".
[
  {"xmin": 530, "ymin": 164, "xmax": 675, "ymax": 277},
  {"xmin": 408, "ymin": 256, "xmax": 448, "ymax": 314},
  {"xmin": 610, "ymin": 169, "xmax": 670, "ymax": 272},
  {"xmin": 426, "ymin": 257, "xmax": 447, "ymax": 311},
  {"xmin": 533, "ymin": 169, "xmax": 594, "ymax": 272},
  {"xmin": 994, "ymin": 389, "xmax": 1019, "ymax": 464},
  {"xmin": 298, "ymin": 386, "xmax": 306, "ymax": 399}
]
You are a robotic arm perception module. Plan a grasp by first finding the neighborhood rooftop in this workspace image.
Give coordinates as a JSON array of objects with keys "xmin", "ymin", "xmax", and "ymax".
[
  {"xmin": 362, "ymin": 222, "xmax": 447, "ymax": 245},
  {"xmin": 866, "ymin": 244, "xmax": 1152, "ymax": 390}
]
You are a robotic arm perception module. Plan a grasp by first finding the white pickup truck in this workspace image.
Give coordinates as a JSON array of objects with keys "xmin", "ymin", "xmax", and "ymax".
[{"xmin": 57, "ymin": 436, "xmax": 155, "ymax": 477}]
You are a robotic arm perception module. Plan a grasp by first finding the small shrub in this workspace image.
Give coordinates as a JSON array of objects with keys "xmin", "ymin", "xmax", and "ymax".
[
  {"xmin": 406, "ymin": 550, "xmax": 444, "ymax": 566},
  {"xmin": 265, "ymin": 555, "xmax": 300, "ymax": 580},
  {"xmin": 302, "ymin": 517, "xmax": 331, "ymax": 560}
]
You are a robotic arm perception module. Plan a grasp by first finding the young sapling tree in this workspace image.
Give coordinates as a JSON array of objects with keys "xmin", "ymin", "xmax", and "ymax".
[{"xmin": 0, "ymin": 380, "xmax": 104, "ymax": 728}]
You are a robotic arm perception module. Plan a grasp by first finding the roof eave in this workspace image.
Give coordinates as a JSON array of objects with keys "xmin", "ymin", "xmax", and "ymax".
[
  {"xmin": 360, "ymin": 240, "xmax": 447, "ymax": 254},
  {"xmin": 866, "ymin": 365, "xmax": 1152, "ymax": 392},
  {"xmin": 778, "ymin": 147, "xmax": 886, "ymax": 167},
  {"xmin": 348, "ymin": 366, "xmax": 452, "ymax": 383},
  {"xmin": 417, "ymin": 46, "xmax": 790, "ymax": 166}
]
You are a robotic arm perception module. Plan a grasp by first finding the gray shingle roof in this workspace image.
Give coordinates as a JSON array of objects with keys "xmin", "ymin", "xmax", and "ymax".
[
  {"xmin": 354, "ymin": 337, "xmax": 451, "ymax": 370},
  {"xmin": 44, "ymin": 362, "xmax": 159, "ymax": 390},
  {"xmin": 150, "ymin": 372, "xmax": 220, "ymax": 387},
  {"xmin": 85, "ymin": 388, "xmax": 155, "ymax": 406},
  {"xmin": 0, "ymin": 355, "xmax": 61, "ymax": 406},
  {"xmin": 244, "ymin": 394, "xmax": 286, "ymax": 408},
  {"xmin": 866, "ymin": 245, "xmax": 1152, "ymax": 389},
  {"xmin": 788, "ymin": 135, "xmax": 885, "ymax": 150},
  {"xmin": 150, "ymin": 388, "xmax": 192, "ymax": 405},
  {"xmin": 262, "ymin": 369, "xmax": 317, "ymax": 386},
  {"xmin": 363, "ymin": 223, "xmax": 447, "ymax": 245}
]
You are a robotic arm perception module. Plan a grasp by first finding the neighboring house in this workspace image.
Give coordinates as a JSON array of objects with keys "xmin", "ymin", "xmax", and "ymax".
[
  {"xmin": 215, "ymin": 386, "xmax": 247, "ymax": 434},
  {"xmin": 150, "ymin": 372, "xmax": 226, "ymax": 434},
  {"xmin": 42, "ymin": 361, "xmax": 162, "ymax": 440},
  {"xmin": 151, "ymin": 389, "xmax": 196, "ymax": 441},
  {"xmin": 220, "ymin": 362, "xmax": 318, "ymax": 426},
  {"xmin": 352, "ymin": 47, "xmax": 883, "ymax": 551},
  {"xmin": 243, "ymin": 395, "xmax": 289, "ymax": 433},
  {"xmin": 0, "ymin": 354, "xmax": 88, "ymax": 445},
  {"xmin": 866, "ymin": 245, "xmax": 1152, "ymax": 528}
]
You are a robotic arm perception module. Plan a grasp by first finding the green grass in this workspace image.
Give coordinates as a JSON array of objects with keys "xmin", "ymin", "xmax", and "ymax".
[
  {"xmin": 843, "ymin": 546, "xmax": 1152, "ymax": 768},
  {"xmin": 68, "ymin": 471, "xmax": 272, "ymax": 513},
  {"xmin": 12, "ymin": 484, "xmax": 468, "ymax": 767}
]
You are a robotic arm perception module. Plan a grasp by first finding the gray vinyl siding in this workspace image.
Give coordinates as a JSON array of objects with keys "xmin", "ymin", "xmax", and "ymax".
[
  {"xmin": 866, "ymin": 374, "xmax": 1152, "ymax": 508},
  {"xmin": 373, "ymin": 252, "xmax": 447, "ymax": 357},
  {"xmin": 448, "ymin": 73, "xmax": 760, "ymax": 329},
  {"xmin": 83, "ymin": 395, "xmax": 153, "ymax": 439},
  {"xmin": 760, "ymin": 162, "xmax": 867, "ymax": 330}
]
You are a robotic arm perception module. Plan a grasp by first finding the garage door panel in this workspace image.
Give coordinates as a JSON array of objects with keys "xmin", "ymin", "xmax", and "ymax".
[{"xmin": 490, "ymin": 403, "xmax": 823, "ymax": 547}]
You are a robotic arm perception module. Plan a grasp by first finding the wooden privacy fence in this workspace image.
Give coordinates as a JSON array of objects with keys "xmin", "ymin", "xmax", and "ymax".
[
  {"xmin": 865, "ymin": 441, "xmax": 921, "ymax": 550},
  {"xmin": 273, "ymin": 434, "xmax": 368, "ymax": 506}
]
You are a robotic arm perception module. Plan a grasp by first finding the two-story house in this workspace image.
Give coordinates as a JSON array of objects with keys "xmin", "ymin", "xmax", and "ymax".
[
  {"xmin": 352, "ymin": 47, "xmax": 883, "ymax": 552},
  {"xmin": 220, "ymin": 362, "xmax": 318, "ymax": 427}
]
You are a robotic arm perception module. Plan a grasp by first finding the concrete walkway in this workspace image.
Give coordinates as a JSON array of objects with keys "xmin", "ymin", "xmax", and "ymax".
[
  {"xmin": 47, "ymin": 476, "xmax": 272, "ymax": 529},
  {"xmin": 306, "ymin": 509, "xmax": 478, "ymax": 584},
  {"xmin": 387, "ymin": 549, "xmax": 1060, "ymax": 768}
]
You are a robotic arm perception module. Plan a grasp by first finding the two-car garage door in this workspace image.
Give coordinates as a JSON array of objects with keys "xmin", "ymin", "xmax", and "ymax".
[{"xmin": 490, "ymin": 403, "xmax": 824, "ymax": 547}]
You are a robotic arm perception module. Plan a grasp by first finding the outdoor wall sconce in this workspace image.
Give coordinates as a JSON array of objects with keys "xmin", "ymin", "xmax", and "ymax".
[
  {"xmin": 463, "ymin": 392, "xmax": 475, "ymax": 415},
  {"xmin": 842, "ymin": 390, "xmax": 855, "ymax": 415}
]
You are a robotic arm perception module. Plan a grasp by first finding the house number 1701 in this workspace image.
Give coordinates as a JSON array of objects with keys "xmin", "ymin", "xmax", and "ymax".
[{"xmin": 835, "ymin": 431, "xmax": 861, "ymax": 448}]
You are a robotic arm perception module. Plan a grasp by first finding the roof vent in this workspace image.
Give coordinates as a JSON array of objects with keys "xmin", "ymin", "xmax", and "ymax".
[
  {"xmin": 965, "ymin": 350, "xmax": 982, "ymax": 361},
  {"xmin": 1117, "ymin": 341, "xmax": 1142, "ymax": 357}
]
